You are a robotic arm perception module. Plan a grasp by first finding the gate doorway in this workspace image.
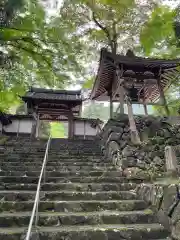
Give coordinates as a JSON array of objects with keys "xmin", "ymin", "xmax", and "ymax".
[{"xmin": 38, "ymin": 120, "xmax": 68, "ymax": 139}]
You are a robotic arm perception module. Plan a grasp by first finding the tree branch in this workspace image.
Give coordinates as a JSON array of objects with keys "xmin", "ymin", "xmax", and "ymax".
[
  {"xmin": 92, "ymin": 12, "xmax": 113, "ymax": 51},
  {"xmin": 2, "ymin": 36, "xmax": 55, "ymax": 57},
  {"xmin": 112, "ymin": 21, "xmax": 118, "ymax": 55},
  {"xmin": 2, "ymin": 35, "xmax": 69, "ymax": 52},
  {"xmin": 6, "ymin": 42, "xmax": 53, "ymax": 69},
  {"xmin": 0, "ymin": 26, "xmax": 34, "ymax": 33}
]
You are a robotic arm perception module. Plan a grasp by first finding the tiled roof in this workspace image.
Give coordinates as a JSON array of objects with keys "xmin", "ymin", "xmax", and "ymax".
[
  {"xmin": 22, "ymin": 87, "xmax": 82, "ymax": 102},
  {"xmin": 90, "ymin": 48, "xmax": 180, "ymax": 102}
]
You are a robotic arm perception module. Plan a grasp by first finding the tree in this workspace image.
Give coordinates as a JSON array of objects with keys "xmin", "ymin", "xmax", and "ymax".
[
  {"xmin": 82, "ymin": 102, "xmax": 109, "ymax": 121},
  {"xmin": 0, "ymin": 0, "xmax": 85, "ymax": 111},
  {"xmin": 61, "ymin": 0, "xmax": 162, "ymax": 87},
  {"xmin": 60, "ymin": 0, "xmax": 159, "ymax": 143},
  {"xmin": 140, "ymin": 3, "xmax": 180, "ymax": 116},
  {"xmin": 16, "ymin": 103, "xmax": 26, "ymax": 114},
  {"xmin": 50, "ymin": 122, "xmax": 68, "ymax": 138},
  {"xmin": 140, "ymin": 5, "xmax": 179, "ymax": 56}
]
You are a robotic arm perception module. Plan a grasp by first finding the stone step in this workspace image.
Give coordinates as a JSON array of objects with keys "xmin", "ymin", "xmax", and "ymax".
[
  {"xmin": 0, "ymin": 224, "xmax": 168, "ymax": 240},
  {"xmin": 1, "ymin": 151, "xmax": 102, "ymax": 155},
  {"xmin": 0, "ymin": 157, "xmax": 105, "ymax": 163},
  {"xmin": 0, "ymin": 165, "xmax": 115, "ymax": 172},
  {"xmin": 4, "ymin": 145, "xmax": 101, "ymax": 150},
  {"xmin": 0, "ymin": 210, "xmax": 155, "ymax": 227},
  {"xmin": 0, "ymin": 170, "xmax": 122, "ymax": 178},
  {"xmin": 0, "ymin": 153, "xmax": 103, "ymax": 158},
  {"xmin": 0, "ymin": 190, "xmax": 137, "ymax": 201},
  {"xmin": 0, "ymin": 162, "xmax": 111, "ymax": 167},
  {"xmin": 0, "ymin": 183, "xmax": 137, "ymax": 191},
  {"xmin": 0, "ymin": 176, "xmax": 144, "ymax": 184},
  {"xmin": 0, "ymin": 200, "xmax": 147, "ymax": 212},
  {"xmin": 2, "ymin": 151, "xmax": 102, "ymax": 156},
  {"xmin": 0, "ymin": 147, "xmax": 100, "ymax": 151},
  {"xmin": 3, "ymin": 148, "xmax": 101, "ymax": 152}
]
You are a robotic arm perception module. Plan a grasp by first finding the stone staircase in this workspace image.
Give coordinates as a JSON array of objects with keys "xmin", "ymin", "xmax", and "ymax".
[{"xmin": 0, "ymin": 137, "xmax": 170, "ymax": 240}]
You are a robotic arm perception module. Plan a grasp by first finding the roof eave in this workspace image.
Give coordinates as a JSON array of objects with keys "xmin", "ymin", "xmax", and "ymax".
[{"xmin": 90, "ymin": 49, "xmax": 106, "ymax": 100}]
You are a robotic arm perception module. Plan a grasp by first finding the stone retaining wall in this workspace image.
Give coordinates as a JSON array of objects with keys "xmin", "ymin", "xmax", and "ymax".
[
  {"xmin": 99, "ymin": 114, "xmax": 180, "ymax": 238},
  {"xmin": 99, "ymin": 114, "xmax": 180, "ymax": 180},
  {"xmin": 136, "ymin": 182, "xmax": 180, "ymax": 240}
]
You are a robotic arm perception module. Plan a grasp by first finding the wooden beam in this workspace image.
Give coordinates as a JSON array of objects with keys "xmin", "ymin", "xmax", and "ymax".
[
  {"xmin": 157, "ymin": 78, "xmax": 170, "ymax": 116},
  {"xmin": 143, "ymin": 103, "xmax": 148, "ymax": 115},
  {"xmin": 126, "ymin": 98, "xmax": 141, "ymax": 144},
  {"xmin": 119, "ymin": 85, "xmax": 124, "ymax": 114},
  {"xmin": 110, "ymin": 93, "xmax": 113, "ymax": 119},
  {"xmin": 35, "ymin": 114, "xmax": 40, "ymax": 138},
  {"xmin": 115, "ymin": 64, "xmax": 125, "ymax": 114},
  {"xmin": 68, "ymin": 112, "xmax": 74, "ymax": 139}
]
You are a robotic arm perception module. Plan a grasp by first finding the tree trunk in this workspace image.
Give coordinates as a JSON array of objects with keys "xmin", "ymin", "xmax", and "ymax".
[{"xmin": 126, "ymin": 96, "xmax": 141, "ymax": 144}]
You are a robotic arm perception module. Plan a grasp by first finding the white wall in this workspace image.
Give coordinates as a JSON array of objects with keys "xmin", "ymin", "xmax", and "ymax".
[
  {"xmin": 85, "ymin": 122, "xmax": 97, "ymax": 136},
  {"xmin": 19, "ymin": 120, "xmax": 34, "ymax": 133},
  {"xmin": 3, "ymin": 119, "xmax": 34, "ymax": 134},
  {"xmin": 74, "ymin": 120, "xmax": 97, "ymax": 137}
]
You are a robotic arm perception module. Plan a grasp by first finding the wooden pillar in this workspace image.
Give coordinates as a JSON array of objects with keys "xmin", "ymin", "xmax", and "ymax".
[
  {"xmin": 126, "ymin": 96, "xmax": 141, "ymax": 144},
  {"xmin": 143, "ymin": 103, "xmax": 148, "ymax": 115},
  {"xmin": 110, "ymin": 93, "xmax": 113, "ymax": 119},
  {"xmin": 83, "ymin": 120, "xmax": 86, "ymax": 139},
  {"xmin": 16, "ymin": 120, "xmax": 20, "ymax": 138},
  {"xmin": 24, "ymin": 102, "xmax": 28, "ymax": 115},
  {"xmin": 119, "ymin": 86, "xmax": 124, "ymax": 114},
  {"xmin": 68, "ymin": 112, "xmax": 74, "ymax": 139},
  {"xmin": 31, "ymin": 112, "xmax": 37, "ymax": 139},
  {"xmin": 115, "ymin": 63, "xmax": 124, "ymax": 114},
  {"xmin": 35, "ymin": 113, "xmax": 40, "ymax": 138},
  {"xmin": 157, "ymin": 73, "xmax": 170, "ymax": 116},
  {"xmin": 68, "ymin": 114, "xmax": 72, "ymax": 139},
  {"xmin": 71, "ymin": 118, "xmax": 74, "ymax": 139}
]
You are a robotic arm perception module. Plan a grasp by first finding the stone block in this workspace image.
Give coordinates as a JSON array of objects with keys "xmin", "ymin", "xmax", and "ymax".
[
  {"xmin": 172, "ymin": 220, "xmax": 180, "ymax": 240},
  {"xmin": 107, "ymin": 132, "xmax": 122, "ymax": 143},
  {"xmin": 122, "ymin": 145, "xmax": 136, "ymax": 157}
]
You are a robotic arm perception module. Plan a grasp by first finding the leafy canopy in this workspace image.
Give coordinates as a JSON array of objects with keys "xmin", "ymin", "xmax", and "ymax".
[
  {"xmin": 139, "ymin": 2, "xmax": 180, "ymax": 115},
  {"xmin": 140, "ymin": 6, "xmax": 178, "ymax": 56},
  {"xmin": 60, "ymin": 0, "xmax": 165, "ymax": 89},
  {"xmin": 0, "ymin": 0, "xmax": 85, "ymax": 111}
]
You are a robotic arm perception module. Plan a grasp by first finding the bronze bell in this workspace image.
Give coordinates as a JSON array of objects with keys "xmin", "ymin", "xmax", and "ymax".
[
  {"xmin": 124, "ymin": 70, "xmax": 136, "ymax": 77},
  {"xmin": 144, "ymin": 71, "xmax": 154, "ymax": 79}
]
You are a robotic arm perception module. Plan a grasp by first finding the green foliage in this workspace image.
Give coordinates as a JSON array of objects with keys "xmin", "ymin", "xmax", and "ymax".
[
  {"xmin": 50, "ymin": 122, "xmax": 68, "ymax": 138},
  {"xmin": 39, "ymin": 121, "xmax": 50, "ymax": 139},
  {"xmin": 60, "ymin": 0, "xmax": 154, "ymax": 52},
  {"xmin": 140, "ymin": 6, "xmax": 176, "ymax": 55},
  {"xmin": 153, "ymin": 94, "xmax": 180, "ymax": 116},
  {"xmin": 0, "ymin": 0, "xmax": 85, "ymax": 111},
  {"xmin": 83, "ymin": 77, "xmax": 94, "ymax": 89},
  {"xmin": 16, "ymin": 103, "xmax": 25, "ymax": 114},
  {"xmin": 82, "ymin": 102, "xmax": 109, "ymax": 120},
  {"xmin": 139, "ymin": 3, "xmax": 180, "ymax": 116},
  {"xmin": 60, "ymin": 0, "xmax": 164, "ymax": 88}
]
